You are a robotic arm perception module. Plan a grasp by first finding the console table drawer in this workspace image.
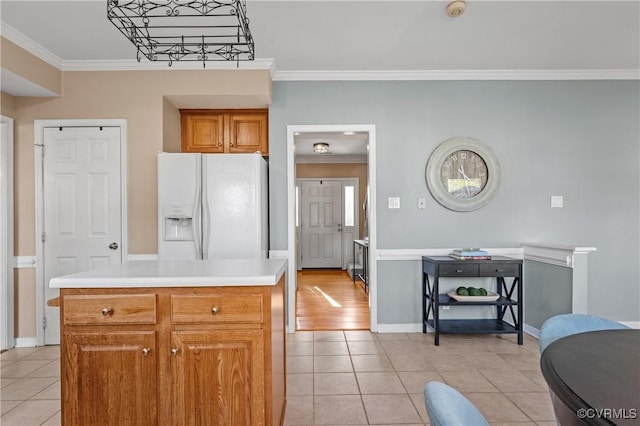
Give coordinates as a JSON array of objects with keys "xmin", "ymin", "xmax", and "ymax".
[
  {"xmin": 438, "ymin": 264, "xmax": 479, "ymax": 277},
  {"xmin": 479, "ymin": 263, "xmax": 520, "ymax": 277}
]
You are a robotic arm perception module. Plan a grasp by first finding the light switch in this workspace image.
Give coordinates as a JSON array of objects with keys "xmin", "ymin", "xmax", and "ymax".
[
  {"xmin": 417, "ymin": 197, "xmax": 426, "ymax": 209},
  {"xmin": 388, "ymin": 197, "xmax": 401, "ymax": 209},
  {"xmin": 551, "ymin": 196, "xmax": 563, "ymax": 208}
]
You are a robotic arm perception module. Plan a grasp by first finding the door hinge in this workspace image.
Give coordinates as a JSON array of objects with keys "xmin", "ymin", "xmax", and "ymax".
[
  {"xmin": 41, "ymin": 232, "xmax": 46, "ymax": 243},
  {"xmin": 42, "ymin": 316, "xmax": 47, "ymax": 329}
]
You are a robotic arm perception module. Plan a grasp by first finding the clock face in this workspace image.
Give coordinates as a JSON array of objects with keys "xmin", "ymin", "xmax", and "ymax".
[
  {"xmin": 439, "ymin": 150, "xmax": 488, "ymax": 200},
  {"xmin": 425, "ymin": 137, "xmax": 501, "ymax": 212}
]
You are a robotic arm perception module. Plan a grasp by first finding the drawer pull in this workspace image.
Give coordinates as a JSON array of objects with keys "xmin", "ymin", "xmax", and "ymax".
[
  {"xmin": 456, "ymin": 269, "xmax": 463, "ymax": 273},
  {"xmin": 171, "ymin": 348, "xmax": 179, "ymax": 357},
  {"xmin": 495, "ymin": 269, "xmax": 504, "ymax": 272},
  {"xmin": 211, "ymin": 306, "xmax": 219, "ymax": 315},
  {"xmin": 101, "ymin": 307, "xmax": 113, "ymax": 316},
  {"xmin": 142, "ymin": 347, "xmax": 151, "ymax": 357}
]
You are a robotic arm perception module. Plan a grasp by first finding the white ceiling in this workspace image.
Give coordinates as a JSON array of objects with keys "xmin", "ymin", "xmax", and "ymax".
[
  {"xmin": 1, "ymin": 0, "xmax": 638, "ymax": 75},
  {"xmin": 295, "ymin": 131, "xmax": 369, "ymax": 163},
  {"xmin": 1, "ymin": 1, "xmax": 638, "ymax": 159}
]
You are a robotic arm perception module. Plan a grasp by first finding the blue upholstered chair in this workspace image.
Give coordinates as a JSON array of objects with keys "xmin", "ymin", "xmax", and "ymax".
[
  {"xmin": 424, "ymin": 381, "xmax": 489, "ymax": 426},
  {"xmin": 538, "ymin": 313, "xmax": 629, "ymax": 353}
]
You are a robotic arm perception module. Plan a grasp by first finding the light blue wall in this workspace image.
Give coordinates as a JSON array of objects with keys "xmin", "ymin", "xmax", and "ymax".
[
  {"xmin": 524, "ymin": 261, "xmax": 573, "ymax": 329},
  {"xmin": 268, "ymin": 80, "xmax": 640, "ymax": 323}
]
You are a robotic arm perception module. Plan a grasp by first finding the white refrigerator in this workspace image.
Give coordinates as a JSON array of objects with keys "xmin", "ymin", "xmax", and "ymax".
[{"xmin": 157, "ymin": 153, "xmax": 268, "ymax": 260}]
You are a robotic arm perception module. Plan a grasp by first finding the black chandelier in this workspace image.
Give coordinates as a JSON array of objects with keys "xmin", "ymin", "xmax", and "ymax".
[{"xmin": 107, "ymin": 0, "xmax": 255, "ymax": 68}]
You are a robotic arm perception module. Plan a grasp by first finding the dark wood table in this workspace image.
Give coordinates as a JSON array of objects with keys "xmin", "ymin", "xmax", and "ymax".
[{"xmin": 540, "ymin": 329, "xmax": 640, "ymax": 425}]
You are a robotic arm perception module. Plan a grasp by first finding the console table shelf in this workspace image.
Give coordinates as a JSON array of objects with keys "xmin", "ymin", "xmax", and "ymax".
[{"xmin": 422, "ymin": 256, "xmax": 523, "ymax": 346}]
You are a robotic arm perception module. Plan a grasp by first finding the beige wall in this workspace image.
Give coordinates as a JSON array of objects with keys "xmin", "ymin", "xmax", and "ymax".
[
  {"xmin": 1, "ymin": 37, "xmax": 62, "ymax": 96},
  {"xmin": 10, "ymin": 68, "xmax": 271, "ymax": 339},
  {"xmin": 1, "ymin": 91, "xmax": 17, "ymax": 117},
  {"xmin": 296, "ymin": 163, "xmax": 368, "ymax": 239},
  {"xmin": 162, "ymin": 97, "xmax": 181, "ymax": 153}
]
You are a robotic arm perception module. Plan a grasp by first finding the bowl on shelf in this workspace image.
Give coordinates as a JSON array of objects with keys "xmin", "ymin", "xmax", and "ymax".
[{"xmin": 447, "ymin": 290, "xmax": 499, "ymax": 302}]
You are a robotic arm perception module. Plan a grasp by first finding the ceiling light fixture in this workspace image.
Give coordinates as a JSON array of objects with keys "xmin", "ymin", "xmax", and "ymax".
[
  {"xmin": 107, "ymin": 0, "xmax": 255, "ymax": 68},
  {"xmin": 313, "ymin": 142, "xmax": 330, "ymax": 154}
]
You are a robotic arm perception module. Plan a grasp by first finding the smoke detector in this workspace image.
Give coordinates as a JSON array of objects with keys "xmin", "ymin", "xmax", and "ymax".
[{"xmin": 447, "ymin": 0, "xmax": 466, "ymax": 17}]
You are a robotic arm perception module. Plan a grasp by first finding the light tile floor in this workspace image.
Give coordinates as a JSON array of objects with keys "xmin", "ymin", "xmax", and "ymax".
[{"xmin": 0, "ymin": 332, "xmax": 554, "ymax": 426}]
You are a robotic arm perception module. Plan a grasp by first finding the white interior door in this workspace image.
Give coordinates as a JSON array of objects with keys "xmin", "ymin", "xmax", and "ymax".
[
  {"xmin": 43, "ymin": 126, "xmax": 123, "ymax": 344},
  {"xmin": 300, "ymin": 180, "xmax": 342, "ymax": 268}
]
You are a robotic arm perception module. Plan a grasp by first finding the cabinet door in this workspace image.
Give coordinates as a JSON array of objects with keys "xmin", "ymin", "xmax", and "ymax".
[
  {"xmin": 181, "ymin": 112, "xmax": 225, "ymax": 153},
  {"xmin": 171, "ymin": 329, "xmax": 265, "ymax": 426},
  {"xmin": 228, "ymin": 113, "xmax": 268, "ymax": 155},
  {"xmin": 62, "ymin": 331, "xmax": 157, "ymax": 426}
]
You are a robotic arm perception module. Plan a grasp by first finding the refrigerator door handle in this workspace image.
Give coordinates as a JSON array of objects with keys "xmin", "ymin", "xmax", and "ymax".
[
  {"xmin": 192, "ymin": 163, "xmax": 202, "ymax": 259},
  {"xmin": 201, "ymin": 163, "xmax": 211, "ymax": 260}
]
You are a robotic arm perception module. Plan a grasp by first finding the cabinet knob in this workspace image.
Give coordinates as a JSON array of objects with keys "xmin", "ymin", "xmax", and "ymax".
[
  {"xmin": 211, "ymin": 306, "xmax": 219, "ymax": 315},
  {"xmin": 142, "ymin": 347, "xmax": 151, "ymax": 357},
  {"xmin": 101, "ymin": 307, "xmax": 113, "ymax": 316},
  {"xmin": 171, "ymin": 348, "xmax": 179, "ymax": 357},
  {"xmin": 218, "ymin": 141, "xmax": 222, "ymax": 146}
]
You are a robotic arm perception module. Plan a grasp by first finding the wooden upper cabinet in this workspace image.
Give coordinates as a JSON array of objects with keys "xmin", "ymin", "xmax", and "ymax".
[{"xmin": 181, "ymin": 109, "xmax": 268, "ymax": 155}]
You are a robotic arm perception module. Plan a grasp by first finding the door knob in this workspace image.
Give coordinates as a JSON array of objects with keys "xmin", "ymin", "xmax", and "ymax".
[
  {"xmin": 109, "ymin": 242, "xmax": 118, "ymax": 250},
  {"xmin": 337, "ymin": 224, "xmax": 343, "ymax": 232}
]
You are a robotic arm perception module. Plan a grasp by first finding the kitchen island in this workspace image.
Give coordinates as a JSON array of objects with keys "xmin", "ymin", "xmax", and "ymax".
[{"xmin": 50, "ymin": 258, "xmax": 287, "ymax": 426}]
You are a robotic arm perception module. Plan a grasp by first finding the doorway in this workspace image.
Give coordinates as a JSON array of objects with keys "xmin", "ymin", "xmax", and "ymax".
[
  {"xmin": 298, "ymin": 178, "xmax": 359, "ymax": 269},
  {"xmin": 286, "ymin": 125, "xmax": 377, "ymax": 333},
  {"xmin": 35, "ymin": 120, "xmax": 128, "ymax": 345}
]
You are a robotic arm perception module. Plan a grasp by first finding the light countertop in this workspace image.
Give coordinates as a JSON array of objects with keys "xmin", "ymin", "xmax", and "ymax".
[{"xmin": 49, "ymin": 258, "xmax": 288, "ymax": 288}]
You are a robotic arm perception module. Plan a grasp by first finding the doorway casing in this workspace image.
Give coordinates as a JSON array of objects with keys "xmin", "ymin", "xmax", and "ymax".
[
  {"xmin": 286, "ymin": 124, "xmax": 377, "ymax": 333},
  {"xmin": 1, "ymin": 115, "xmax": 15, "ymax": 350}
]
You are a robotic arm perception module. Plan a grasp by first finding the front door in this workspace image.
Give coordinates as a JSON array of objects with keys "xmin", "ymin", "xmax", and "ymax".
[
  {"xmin": 43, "ymin": 126, "xmax": 123, "ymax": 344},
  {"xmin": 300, "ymin": 180, "xmax": 342, "ymax": 268}
]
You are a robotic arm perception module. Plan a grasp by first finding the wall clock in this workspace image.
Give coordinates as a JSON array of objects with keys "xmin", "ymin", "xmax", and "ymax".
[{"xmin": 425, "ymin": 137, "xmax": 501, "ymax": 212}]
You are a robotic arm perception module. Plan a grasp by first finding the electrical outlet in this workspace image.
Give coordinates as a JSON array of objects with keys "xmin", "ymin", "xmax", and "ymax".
[{"xmin": 551, "ymin": 196, "xmax": 563, "ymax": 208}]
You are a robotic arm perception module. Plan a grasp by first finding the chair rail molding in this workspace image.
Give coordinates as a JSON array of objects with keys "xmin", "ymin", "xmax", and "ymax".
[
  {"xmin": 521, "ymin": 242, "xmax": 596, "ymax": 268},
  {"xmin": 522, "ymin": 242, "xmax": 596, "ymax": 315},
  {"xmin": 377, "ymin": 247, "xmax": 523, "ymax": 261}
]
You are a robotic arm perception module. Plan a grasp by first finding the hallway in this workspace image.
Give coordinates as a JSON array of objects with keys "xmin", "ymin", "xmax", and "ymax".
[{"xmin": 296, "ymin": 269, "xmax": 370, "ymax": 331}]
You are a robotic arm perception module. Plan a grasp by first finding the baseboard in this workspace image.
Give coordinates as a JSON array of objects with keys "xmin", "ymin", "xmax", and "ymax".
[
  {"xmin": 127, "ymin": 254, "xmax": 158, "ymax": 261},
  {"xmin": 375, "ymin": 323, "xmax": 424, "ymax": 333},
  {"xmin": 620, "ymin": 321, "xmax": 640, "ymax": 329},
  {"xmin": 523, "ymin": 323, "xmax": 540, "ymax": 339},
  {"xmin": 15, "ymin": 337, "xmax": 38, "ymax": 347}
]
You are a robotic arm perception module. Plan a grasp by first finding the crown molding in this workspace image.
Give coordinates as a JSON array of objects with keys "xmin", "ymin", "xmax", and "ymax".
[
  {"xmin": 61, "ymin": 58, "xmax": 277, "ymax": 77},
  {"xmin": 273, "ymin": 69, "xmax": 640, "ymax": 81},
  {"xmin": 0, "ymin": 22, "xmax": 63, "ymax": 70}
]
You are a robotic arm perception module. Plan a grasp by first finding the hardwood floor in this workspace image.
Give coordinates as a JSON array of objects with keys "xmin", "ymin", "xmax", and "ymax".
[{"xmin": 296, "ymin": 269, "xmax": 370, "ymax": 331}]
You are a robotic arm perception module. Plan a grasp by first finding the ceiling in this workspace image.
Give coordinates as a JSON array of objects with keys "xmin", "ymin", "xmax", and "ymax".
[
  {"xmin": 294, "ymin": 131, "xmax": 369, "ymax": 163},
  {"xmin": 1, "ymin": 1, "xmax": 638, "ymax": 160},
  {"xmin": 1, "ymin": 0, "xmax": 638, "ymax": 75}
]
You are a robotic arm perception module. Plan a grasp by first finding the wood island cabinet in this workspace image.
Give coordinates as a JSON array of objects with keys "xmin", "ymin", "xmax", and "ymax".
[
  {"xmin": 59, "ymin": 277, "xmax": 285, "ymax": 426},
  {"xmin": 181, "ymin": 109, "xmax": 268, "ymax": 155}
]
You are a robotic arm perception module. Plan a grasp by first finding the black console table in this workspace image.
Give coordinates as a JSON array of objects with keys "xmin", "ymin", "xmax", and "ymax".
[
  {"xmin": 352, "ymin": 239, "xmax": 368, "ymax": 293},
  {"xmin": 422, "ymin": 256, "xmax": 523, "ymax": 345}
]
